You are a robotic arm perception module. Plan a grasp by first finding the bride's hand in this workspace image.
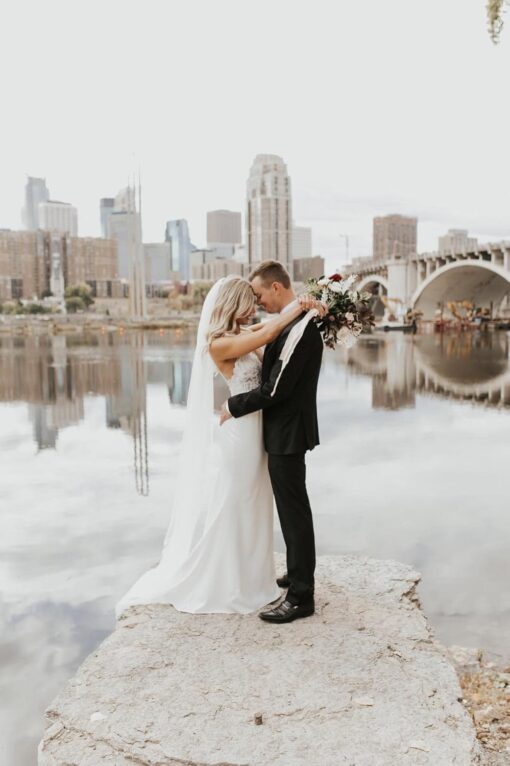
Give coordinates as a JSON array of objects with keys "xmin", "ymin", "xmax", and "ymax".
[
  {"xmin": 219, "ymin": 402, "xmax": 232, "ymax": 426},
  {"xmin": 298, "ymin": 295, "xmax": 327, "ymax": 317}
]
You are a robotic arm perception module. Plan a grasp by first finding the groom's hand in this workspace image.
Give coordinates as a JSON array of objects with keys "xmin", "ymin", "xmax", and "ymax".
[{"xmin": 219, "ymin": 403, "xmax": 232, "ymax": 426}]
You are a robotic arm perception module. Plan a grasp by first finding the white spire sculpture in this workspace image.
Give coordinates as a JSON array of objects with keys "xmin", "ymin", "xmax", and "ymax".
[{"xmin": 126, "ymin": 175, "xmax": 147, "ymax": 319}]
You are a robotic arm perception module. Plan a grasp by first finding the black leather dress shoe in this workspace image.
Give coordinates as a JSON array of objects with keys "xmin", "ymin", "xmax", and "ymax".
[
  {"xmin": 276, "ymin": 573, "xmax": 290, "ymax": 588},
  {"xmin": 259, "ymin": 599, "xmax": 315, "ymax": 623}
]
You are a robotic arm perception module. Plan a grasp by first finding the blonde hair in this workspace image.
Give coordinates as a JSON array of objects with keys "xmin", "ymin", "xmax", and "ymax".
[{"xmin": 207, "ymin": 277, "xmax": 256, "ymax": 344}]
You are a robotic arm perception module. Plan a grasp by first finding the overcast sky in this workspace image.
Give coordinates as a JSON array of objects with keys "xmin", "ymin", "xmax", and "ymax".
[{"xmin": 1, "ymin": 0, "xmax": 509, "ymax": 272}]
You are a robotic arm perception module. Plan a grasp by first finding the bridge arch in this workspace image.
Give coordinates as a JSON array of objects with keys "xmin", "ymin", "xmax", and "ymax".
[
  {"xmin": 356, "ymin": 275, "xmax": 389, "ymax": 319},
  {"xmin": 411, "ymin": 261, "xmax": 510, "ymax": 320},
  {"xmin": 356, "ymin": 274, "xmax": 389, "ymax": 293}
]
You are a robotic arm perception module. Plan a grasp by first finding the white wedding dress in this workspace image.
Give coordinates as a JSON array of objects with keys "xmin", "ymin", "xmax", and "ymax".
[{"xmin": 116, "ymin": 317, "xmax": 281, "ymax": 616}]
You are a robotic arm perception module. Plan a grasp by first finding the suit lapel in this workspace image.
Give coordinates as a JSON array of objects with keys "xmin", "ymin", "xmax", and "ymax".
[{"xmin": 262, "ymin": 315, "xmax": 303, "ymax": 381}]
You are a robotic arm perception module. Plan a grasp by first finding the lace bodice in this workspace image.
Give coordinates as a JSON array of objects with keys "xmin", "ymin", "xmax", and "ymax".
[{"xmin": 228, "ymin": 352, "xmax": 262, "ymax": 395}]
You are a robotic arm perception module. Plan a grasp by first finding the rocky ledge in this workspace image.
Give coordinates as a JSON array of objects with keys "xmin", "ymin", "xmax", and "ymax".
[{"xmin": 38, "ymin": 555, "xmax": 486, "ymax": 765}]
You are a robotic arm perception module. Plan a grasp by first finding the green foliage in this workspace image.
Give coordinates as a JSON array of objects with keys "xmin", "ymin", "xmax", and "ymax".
[
  {"xmin": 0, "ymin": 301, "xmax": 52, "ymax": 315},
  {"xmin": 65, "ymin": 296, "xmax": 87, "ymax": 313},
  {"xmin": 25, "ymin": 302, "xmax": 50, "ymax": 314},
  {"xmin": 0, "ymin": 302, "xmax": 17, "ymax": 315},
  {"xmin": 168, "ymin": 281, "xmax": 213, "ymax": 313},
  {"xmin": 191, "ymin": 281, "xmax": 214, "ymax": 306},
  {"xmin": 306, "ymin": 275, "xmax": 375, "ymax": 349},
  {"xmin": 64, "ymin": 283, "xmax": 94, "ymax": 313},
  {"xmin": 64, "ymin": 283, "xmax": 94, "ymax": 308}
]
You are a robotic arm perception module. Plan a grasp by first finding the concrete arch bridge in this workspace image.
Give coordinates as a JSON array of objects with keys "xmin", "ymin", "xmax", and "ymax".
[{"xmin": 348, "ymin": 242, "xmax": 510, "ymax": 320}]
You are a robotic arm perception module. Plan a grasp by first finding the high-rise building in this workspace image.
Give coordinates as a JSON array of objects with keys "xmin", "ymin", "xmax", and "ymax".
[
  {"xmin": 292, "ymin": 226, "xmax": 312, "ymax": 261},
  {"xmin": 144, "ymin": 242, "xmax": 174, "ymax": 284},
  {"xmin": 233, "ymin": 243, "xmax": 247, "ymax": 264},
  {"xmin": 0, "ymin": 230, "xmax": 39, "ymax": 300},
  {"xmin": 100, "ymin": 198, "xmax": 115, "ymax": 238},
  {"xmin": 106, "ymin": 188, "xmax": 141, "ymax": 280},
  {"xmin": 0, "ymin": 230, "xmax": 120, "ymax": 300},
  {"xmin": 207, "ymin": 210, "xmax": 242, "ymax": 248},
  {"xmin": 293, "ymin": 256, "xmax": 325, "ymax": 283},
  {"xmin": 165, "ymin": 219, "xmax": 194, "ymax": 281},
  {"xmin": 107, "ymin": 212, "xmax": 130, "ymax": 278},
  {"xmin": 22, "ymin": 176, "xmax": 50, "ymax": 230},
  {"xmin": 38, "ymin": 200, "xmax": 78, "ymax": 236},
  {"xmin": 438, "ymin": 229, "xmax": 478, "ymax": 255},
  {"xmin": 373, "ymin": 214, "xmax": 417, "ymax": 261},
  {"xmin": 65, "ymin": 236, "xmax": 119, "ymax": 297},
  {"xmin": 246, "ymin": 154, "xmax": 292, "ymax": 272},
  {"xmin": 190, "ymin": 248, "xmax": 243, "ymax": 280}
]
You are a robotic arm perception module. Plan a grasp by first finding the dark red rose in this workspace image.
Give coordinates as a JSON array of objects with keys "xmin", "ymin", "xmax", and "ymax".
[{"xmin": 329, "ymin": 273, "xmax": 342, "ymax": 282}]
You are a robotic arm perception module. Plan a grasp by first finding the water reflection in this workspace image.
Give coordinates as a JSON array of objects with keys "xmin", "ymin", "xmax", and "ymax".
[
  {"xmin": 1, "ymin": 328, "xmax": 509, "ymax": 766},
  {"xmin": 1, "ymin": 331, "xmax": 508, "ymax": 454},
  {"xmin": 346, "ymin": 331, "xmax": 510, "ymax": 410},
  {"xmin": 0, "ymin": 331, "xmax": 198, "ymax": 496}
]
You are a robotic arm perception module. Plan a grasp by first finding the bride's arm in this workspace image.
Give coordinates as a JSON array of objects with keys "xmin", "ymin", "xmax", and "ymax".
[
  {"xmin": 210, "ymin": 297, "xmax": 323, "ymax": 363},
  {"xmin": 247, "ymin": 321, "xmax": 265, "ymax": 332}
]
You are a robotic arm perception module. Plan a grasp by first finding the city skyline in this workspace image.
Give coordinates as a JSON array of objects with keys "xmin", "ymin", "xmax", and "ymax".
[{"xmin": 1, "ymin": 1, "xmax": 508, "ymax": 276}]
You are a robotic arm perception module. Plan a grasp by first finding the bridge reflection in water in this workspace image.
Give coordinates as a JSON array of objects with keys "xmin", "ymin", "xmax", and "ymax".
[
  {"xmin": 1, "ymin": 328, "xmax": 509, "ymax": 496},
  {"xmin": 344, "ymin": 331, "xmax": 510, "ymax": 410}
]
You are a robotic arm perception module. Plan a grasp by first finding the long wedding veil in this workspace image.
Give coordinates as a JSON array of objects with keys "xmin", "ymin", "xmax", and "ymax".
[{"xmin": 161, "ymin": 277, "xmax": 227, "ymax": 563}]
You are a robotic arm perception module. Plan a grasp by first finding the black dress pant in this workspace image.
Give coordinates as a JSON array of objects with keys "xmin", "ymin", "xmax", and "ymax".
[{"xmin": 268, "ymin": 452, "xmax": 315, "ymax": 606}]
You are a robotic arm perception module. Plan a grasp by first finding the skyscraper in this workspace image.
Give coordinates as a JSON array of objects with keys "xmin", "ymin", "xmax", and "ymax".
[
  {"xmin": 38, "ymin": 200, "xmax": 78, "ymax": 236},
  {"xmin": 373, "ymin": 214, "xmax": 417, "ymax": 261},
  {"xmin": 293, "ymin": 256, "xmax": 325, "ymax": 283},
  {"xmin": 292, "ymin": 226, "xmax": 312, "ymax": 261},
  {"xmin": 120, "ymin": 184, "xmax": 146, "ymax": 318},
  {"xmin": 107, "ymin": 188, "xmax": 141, "ymax": 279},
  {"xmin": 207, "ymin": 210, "xmax": 242, "ymax": 248},
  {"xmin": 165, "ymin": 219, "xmax": 194, "ymax": 281},
  {"xmin": 438, "ymin": 229, "xmax": 478, "ymax": 255},
  {"xmin": 100, "ymin": 198, "xmax": 115, "ymax": 237},
  {"xmin": 246, "ymin": 154, "xmax": 292, "ymax": 272},
  {"xmin": 144, "ymin": 242, "xmax": 173, "ymax": 284},
  {"xmin": 22, "ymin": 176, "xmax": 49, "ymax": 230}
]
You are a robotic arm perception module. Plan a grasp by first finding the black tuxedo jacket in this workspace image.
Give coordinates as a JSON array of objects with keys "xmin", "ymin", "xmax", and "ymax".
[{"xmin": 228, "ymin": 315, "xmax": 323, "ymax": 455}]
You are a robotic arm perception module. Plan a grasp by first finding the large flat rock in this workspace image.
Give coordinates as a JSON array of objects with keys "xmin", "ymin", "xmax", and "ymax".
[{"xmin": 38, "ymin": 555, "xmax": 485, "ymax": 765}]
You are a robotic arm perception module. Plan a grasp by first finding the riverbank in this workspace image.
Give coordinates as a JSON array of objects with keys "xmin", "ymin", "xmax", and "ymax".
[
  {"xmin": 0, "ymin": 312, "xmax": 200, "ymax": 334},
  {"xmin": 38, "ymin": 554, "xmax": 486, "ymax": 765}
]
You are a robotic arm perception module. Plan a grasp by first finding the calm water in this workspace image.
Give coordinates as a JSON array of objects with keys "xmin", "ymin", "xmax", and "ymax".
[{"xmin": 1, "ymin": 328, "xmax": 509, "ymax": 765}]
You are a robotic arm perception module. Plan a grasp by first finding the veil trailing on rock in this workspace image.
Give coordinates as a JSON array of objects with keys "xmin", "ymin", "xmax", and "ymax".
[{"xmin": 115, "ymin": 278, "xmax": 230, "ymax": 617}]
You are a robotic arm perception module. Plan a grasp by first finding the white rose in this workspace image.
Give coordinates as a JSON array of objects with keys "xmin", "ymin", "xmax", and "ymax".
[
  {"xmin": 342, "ymin": 275, "xmax": 357, "ymax": 291},
  {"xmin": 317, "ymin": 277, "xmax": 330, "ymax": 287},
  {"xmin": 345, "ymin": 312, "xmax": 355, "ymax": 322},
  {"xmin": 337, "ymin": 326, "xmax": 358, "ymax": 348},
  {"xmin": 329, "ymin": 281, "xmax": 343, "ymax": 293}
]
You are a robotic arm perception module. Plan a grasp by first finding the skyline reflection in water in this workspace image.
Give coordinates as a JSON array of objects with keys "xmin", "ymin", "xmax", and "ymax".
[{"xmin": 0, "ymin": 328, "xmax": 509, "ymax": 765}]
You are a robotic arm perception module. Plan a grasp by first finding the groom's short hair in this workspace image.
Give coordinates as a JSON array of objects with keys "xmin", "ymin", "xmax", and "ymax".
[{"xmin": 249, "ymin": 260, "xmax": 291, "ymax": 289}]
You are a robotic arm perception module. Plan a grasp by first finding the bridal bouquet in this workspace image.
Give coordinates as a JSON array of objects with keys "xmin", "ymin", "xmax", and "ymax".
[{"xmin": 305, "ymin": 273, "xmax": 375, "ymax": 349}]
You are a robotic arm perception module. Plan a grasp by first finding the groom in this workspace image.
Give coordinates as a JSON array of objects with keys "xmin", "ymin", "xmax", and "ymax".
[{"xmin": 220, "ymin": 260, "xmax": 323, "ymax": 623}]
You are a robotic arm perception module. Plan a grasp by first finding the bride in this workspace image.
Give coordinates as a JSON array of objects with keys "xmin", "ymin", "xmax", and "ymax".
[{"xmin": 116, "ymin": 276, "xmax": 322, "ymax": 617}]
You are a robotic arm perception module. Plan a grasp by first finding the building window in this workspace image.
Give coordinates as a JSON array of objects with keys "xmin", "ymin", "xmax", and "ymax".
[{"xmin": 11, "ymin": 279, "xmax": 23, "ymax": 299}]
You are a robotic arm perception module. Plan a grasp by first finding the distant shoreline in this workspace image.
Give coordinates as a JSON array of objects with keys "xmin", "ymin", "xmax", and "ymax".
[{"xmin": 0, "ymin": 313, "xmax": 201, "ymax": 334}]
